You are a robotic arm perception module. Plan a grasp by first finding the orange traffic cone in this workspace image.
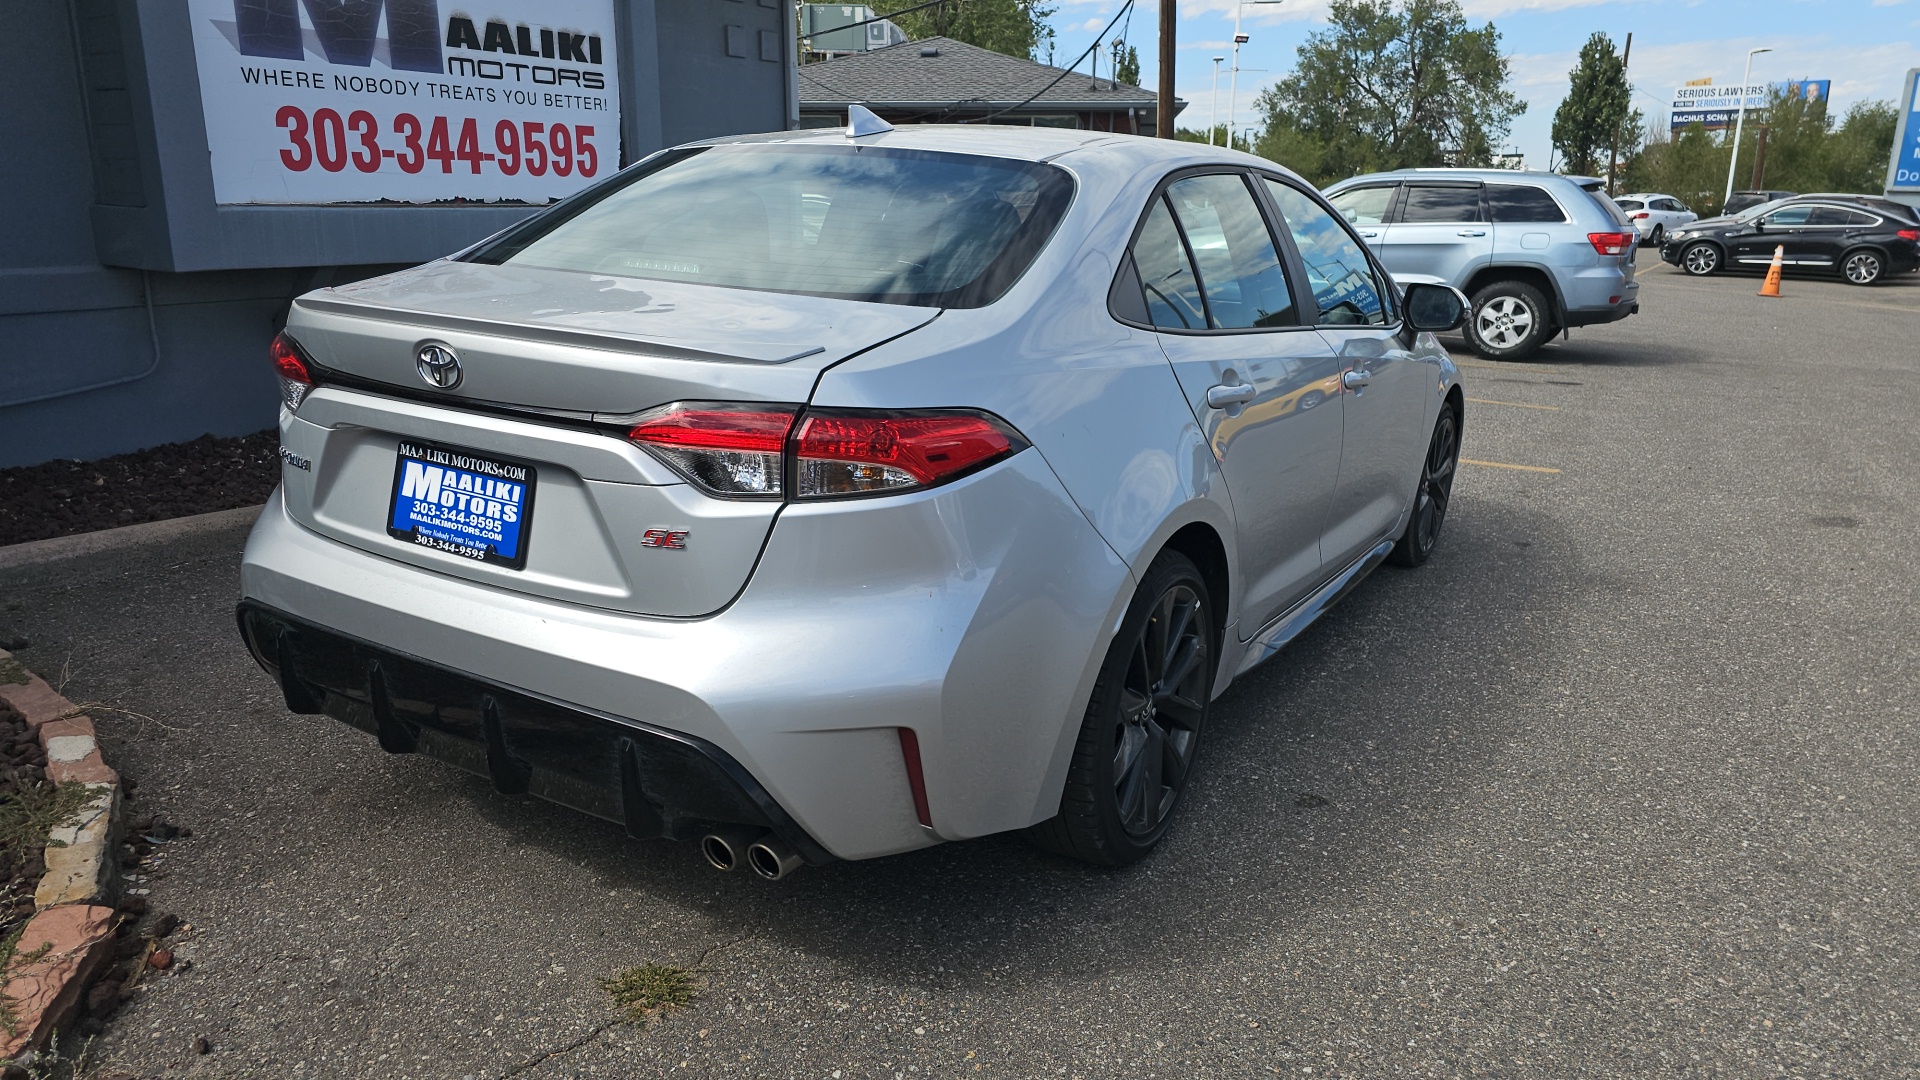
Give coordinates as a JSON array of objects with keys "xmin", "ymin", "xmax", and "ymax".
[{"xmin": 1759, "ymin": 245, "xmax": 1784, "ymax": 297}]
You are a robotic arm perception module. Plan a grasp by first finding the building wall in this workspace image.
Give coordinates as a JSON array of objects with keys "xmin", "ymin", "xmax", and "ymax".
[{"xmin": 0, "ymin": 0, "xmax": 795, "ymax": 468}]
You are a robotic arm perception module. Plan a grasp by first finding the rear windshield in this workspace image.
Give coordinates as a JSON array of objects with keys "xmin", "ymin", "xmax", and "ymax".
[{"xmin": 467, "ymin": 144, "xmax": 1075, "ymax": 308}]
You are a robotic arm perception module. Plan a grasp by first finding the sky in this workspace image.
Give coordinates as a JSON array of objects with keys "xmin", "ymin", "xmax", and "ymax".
[{"xmin": 1040, "ymin": 0, "xmax": 1919, "ymax": 170}]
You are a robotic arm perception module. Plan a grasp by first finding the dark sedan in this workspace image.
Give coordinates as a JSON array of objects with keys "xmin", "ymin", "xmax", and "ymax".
[{"xmin": 1661, "ymin": 197, "xmax": 1920, "ymax": 285}]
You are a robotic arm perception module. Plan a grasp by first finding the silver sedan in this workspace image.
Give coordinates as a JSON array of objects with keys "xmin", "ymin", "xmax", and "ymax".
[{"xmin": 237, "ymin": 114, "xmax": 1467, "ymax": 876}]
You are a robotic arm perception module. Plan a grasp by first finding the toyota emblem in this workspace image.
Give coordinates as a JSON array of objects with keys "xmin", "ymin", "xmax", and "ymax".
[{"xmin": 415, "ymin": 343, "xmax": 462, "ymax": 389}]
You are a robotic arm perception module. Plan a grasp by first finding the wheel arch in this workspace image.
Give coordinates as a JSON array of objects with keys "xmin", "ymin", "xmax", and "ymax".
[
  {"xmin": 1462, "ymin": 265, "xmax": 1565, "ymax": 331},
  {"xmin": 1161, "ymin": 520, "xmax": 1231, "ymax": 659}
]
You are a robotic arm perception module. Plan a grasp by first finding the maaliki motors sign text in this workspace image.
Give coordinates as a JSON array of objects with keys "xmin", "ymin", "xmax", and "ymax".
[{"xmin": 188, "ymin": 0, "xmax": 622, "ymax": 204}]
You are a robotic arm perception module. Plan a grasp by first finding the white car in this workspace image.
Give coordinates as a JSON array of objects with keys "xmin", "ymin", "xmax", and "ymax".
[{"xmin": 1614, "ymin": 193, "xmax": 1697, "ymax": 246}]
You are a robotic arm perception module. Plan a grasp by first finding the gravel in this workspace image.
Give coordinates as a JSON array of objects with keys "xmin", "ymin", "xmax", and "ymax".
[{"xmin": 0, "ymin": 431, "xmax": 278, "ymax": 547}]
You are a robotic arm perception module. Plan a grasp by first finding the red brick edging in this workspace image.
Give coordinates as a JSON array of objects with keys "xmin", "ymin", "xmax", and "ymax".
[{"xmin": 0, "ymin": 648, "xmax": 123, "ymax": 1058}]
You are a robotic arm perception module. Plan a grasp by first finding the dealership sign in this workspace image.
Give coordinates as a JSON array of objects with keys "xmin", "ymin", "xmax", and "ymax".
[
  {"xmin": 1891, "ymin": 68, "xmax": 1920, "ymax": 192},
  {"xmin": 1669, "ymin": 80, "xmax": 1830, "ymax": 132},
  {"xmin": 188, "ymin": 0, "xmax": 622, "ymax": 204}
]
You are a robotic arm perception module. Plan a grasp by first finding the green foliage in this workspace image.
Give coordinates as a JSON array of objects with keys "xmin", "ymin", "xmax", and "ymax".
[
  {"xmin": 1176, "ymin": 126, "xmax": 1252, "ymax": 152},
  {"xmin": 1249, "ymin": 0, "xmax": 1525, "ymax": 186},
  {"xmin": 0, "ymin": 780, "xmax": 90, "ymax": 855},
  {"xmin": 893, "ymin": 0, "xmax": 1056, "ymax": 61},
  {"xmin": 1550, "ymin": 32, "xmax": 1640, "ymax": 176},
  {"xmin": 602, "ymin": 963, "xmax": 698, "ymax": 1023},
  {"xmin": 1112, "ymin": 42, "xmax": 1140, "ymax": 87},
  {"xmin": 1620, "ymin": 91, "xmax": 1900, "ymax": 216}
]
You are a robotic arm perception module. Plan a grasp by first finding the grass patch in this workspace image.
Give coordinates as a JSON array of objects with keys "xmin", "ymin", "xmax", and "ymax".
[
  {"xmin": 601, "ymin": 963, "xmax": 697, "ymax": 1023},
  {"xmin": 0, "ymin": 657, "xmax": 29, "ymax": 685},
  {"xmin": 0, "ymin": 780, "xmax": 90, "ymax": 854}
]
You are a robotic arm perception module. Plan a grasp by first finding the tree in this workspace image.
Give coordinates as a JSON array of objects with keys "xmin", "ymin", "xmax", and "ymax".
[
  {"xmin": 1249, "ymin": 0, "xmax": 1525, "ymax": 186},
  {"xmin": 1112, "ymin": 42, "xmax": 1141, "ymax": 87},
  {"xmin": 1550, "ymin": 33, "xmax": 1640, "ymax": 177},
  {"xmin": 893, "ymin": 0, "xmax": 1056, "ymax": 61}
]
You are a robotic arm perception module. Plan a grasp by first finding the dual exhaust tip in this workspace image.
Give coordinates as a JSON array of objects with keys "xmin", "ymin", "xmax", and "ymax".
[{"xmin": 701, "ymin": 826, "xmax": 803, "ymax": 880}]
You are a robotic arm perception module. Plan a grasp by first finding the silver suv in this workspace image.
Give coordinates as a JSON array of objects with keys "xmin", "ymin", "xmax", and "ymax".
[{"xmin": 1324, "ymin": 169, "xmax": 1640, "ymax": 361}]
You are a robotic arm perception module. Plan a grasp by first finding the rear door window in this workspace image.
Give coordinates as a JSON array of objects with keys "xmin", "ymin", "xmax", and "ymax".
[
  {"xmin": 1491, "ymin": 185, "xmax": 1569, "ymax": 223},
  {"xmin": 1398, "ymin": 185, "xmax": 1483, "ymax": 223},
  {"xmin": 1130, "ymin": 198, "xmax": 1209, "ymax": 330},
  {"xmin": 1164, "ymin": 174, "xmax": 1298, "ymax": 329},
  {"xmin": 1328, "ymin": 184, "xmax": 1397, "ymax": 226},
  {"xmin": 1262, "ymin": 179, "xmax": 1390, "ymax": 327},
  {"xmin": 1809, "ymin": 207, "xmax": 1876, "ymax": 227}
]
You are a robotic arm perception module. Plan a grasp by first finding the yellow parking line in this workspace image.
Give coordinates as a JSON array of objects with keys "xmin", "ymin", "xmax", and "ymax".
[
  {"xmin": 1466, "ymin": 397, "xmax": 1561, "ymax": 411},
  {"xmin": 1461, "ymin": 457, "xmax": 1561, "ymax": 474},
  {"xmin": 1456, "ymin": 360, "xmax": 1560, "ymax": 374}
]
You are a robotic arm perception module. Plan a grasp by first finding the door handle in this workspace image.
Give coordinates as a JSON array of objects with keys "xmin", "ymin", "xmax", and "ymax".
[
  {"xmin": 1342, "ymin": 369, "xmax": 1372, "ymax": 390},
  {"xmin": 1205, "ymin": 383, "xmax": 1256, "ymax": 409},
  {"xmin": 1359, "ymin": 230, "xmax": 1380, "ymax": 239},
  {"xmin": 1456, "ymin": 229, "xmax": 1488, "ymax": 237}
]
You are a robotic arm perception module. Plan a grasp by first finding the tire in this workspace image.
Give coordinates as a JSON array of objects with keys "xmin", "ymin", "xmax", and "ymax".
[
  {"xmin": 1029, "ymin": 551, "xmax": 1216, "ymax": 866},
  {"xmin": 1464, "ymin": 280, "xmax": 1551, "ymax": 361},
  {"xmin": 1681, "ymin": 241, "xmax": 1721, "ymax": 276},
  {"xmin": 1389, "ymin": 401, "xmax": 1461, "ymax": 568},
  {"xmin": 1648, "ymin": 224, "xmax": 1665, "ymax": 246},
  {"xmin": 1842, "ymin": 248, "xmax": 1883, "ymax": 285}
]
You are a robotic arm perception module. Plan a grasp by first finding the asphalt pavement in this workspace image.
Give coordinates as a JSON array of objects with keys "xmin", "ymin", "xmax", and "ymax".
[{"xmin": 3, "ymin": 262, "xmax": 1917, "ymax": 1079}]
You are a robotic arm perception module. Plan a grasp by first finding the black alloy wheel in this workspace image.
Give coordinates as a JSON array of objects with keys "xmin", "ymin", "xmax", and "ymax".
[
  {"xmin": 1389, "ymin": 403, "xmax": 1460, "ymax": 568},
  {"xmin": 1681, "ymin": 242, "xmax": 1721, "ymax": 276},
  {"xmin": 1843, "ymin": 249, "xmax": 1884, "ymax": 285},
  {"xmin": 1030, "ymin": 551, "xmax": 1215, "ymax": 865}
]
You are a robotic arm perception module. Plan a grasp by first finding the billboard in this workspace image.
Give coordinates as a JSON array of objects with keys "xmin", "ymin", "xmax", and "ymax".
[
  {"xmin": 187, "ymin": 0, "xmax": 622, "ymax": 205},
  {"xmin": 1668, "ymin": 80, "xmax": 1831, "ymax": 132},
  {"xmin": 1891, "ymin": 68, "xmax": 1920, "ymax": 193}
]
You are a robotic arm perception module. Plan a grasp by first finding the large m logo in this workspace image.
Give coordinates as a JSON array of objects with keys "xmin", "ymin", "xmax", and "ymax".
[{"xmin": 234, "ymin": 0, "xmax": 443, "ymax": 72}]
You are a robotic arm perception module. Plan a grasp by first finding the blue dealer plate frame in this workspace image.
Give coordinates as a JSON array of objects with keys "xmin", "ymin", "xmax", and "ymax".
[{"xmin": 387, "ymin": 440, "xmax": 538, "ymax": 570}]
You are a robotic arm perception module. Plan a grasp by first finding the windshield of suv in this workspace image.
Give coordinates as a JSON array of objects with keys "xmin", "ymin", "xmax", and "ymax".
[{"xmin": 467, "ymin": 144, "xmax": 1076, "ymax": 308}]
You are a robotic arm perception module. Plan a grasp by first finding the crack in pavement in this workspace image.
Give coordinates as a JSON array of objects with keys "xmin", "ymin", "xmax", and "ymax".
[{"xmin": 491, "ymin": 930, "xmax": 760, "ymax": 1079}]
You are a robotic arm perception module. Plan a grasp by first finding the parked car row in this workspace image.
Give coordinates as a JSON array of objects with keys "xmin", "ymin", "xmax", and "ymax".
[{"xmin": 1659, "ymin": 193, "xmax": 1920, "ymax": 285}]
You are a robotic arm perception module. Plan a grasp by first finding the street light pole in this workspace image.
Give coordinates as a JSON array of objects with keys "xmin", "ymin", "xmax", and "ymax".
[
  {"xmin": 1223, "ymin": 0, "xmax": 1283, "ymax": 152},
  {"xmin": 1723, "ymin": 46, "xmax": 1772, "ymax": 205},
  {"xmin": 1209, "ymin": 56, "xmax": 1224, "ymax": 145}
]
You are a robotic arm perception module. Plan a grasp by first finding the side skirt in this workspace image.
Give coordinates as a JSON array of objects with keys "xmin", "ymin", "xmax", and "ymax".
[{"xmin": 1233, "ymin": 538, "xmax": 1397, "ymax": 678}]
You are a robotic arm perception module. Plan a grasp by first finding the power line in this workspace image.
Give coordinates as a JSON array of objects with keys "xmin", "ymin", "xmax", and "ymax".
[{"xmin": 964, "ymin": 0, "xmax": 1138, "ymax": 123}]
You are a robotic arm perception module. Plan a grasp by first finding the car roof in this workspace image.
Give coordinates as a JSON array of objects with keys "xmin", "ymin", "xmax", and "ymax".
[
  {"xmin": 683, "ymin": 124, "xmax": 1298, "ymax": 176},
  {"xmin": 1327, "ymin": 168, "xmax": 1599, "ymax": 191}
]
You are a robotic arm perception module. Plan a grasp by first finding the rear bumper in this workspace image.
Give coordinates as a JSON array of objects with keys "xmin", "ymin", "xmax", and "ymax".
[
  {"xmin": 236, "ymin": 446, "xmax": 1130, "ymax": 860},
  {"xmin": 237, "ymin": 600, "xmax": 835, "ymax": 864},
  {"xmin": 1563, "ymin": 296, "xmax": 1639, "ymax": 328}
]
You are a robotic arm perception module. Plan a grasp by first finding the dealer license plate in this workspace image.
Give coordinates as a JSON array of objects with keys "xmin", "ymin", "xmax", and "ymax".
[{"xmin": 387, "ymin": 440, "xmax": 537, "ymax": 570}]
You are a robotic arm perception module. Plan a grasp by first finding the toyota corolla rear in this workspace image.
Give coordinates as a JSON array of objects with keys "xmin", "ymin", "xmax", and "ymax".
[{"xmin": 237, "ymin": 135, "xmax": 1122, "ymax": 870}]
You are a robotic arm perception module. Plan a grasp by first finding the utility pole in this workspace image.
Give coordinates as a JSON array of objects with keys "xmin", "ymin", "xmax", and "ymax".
[
  {"xmin": 1606, "ymin": 32, "xmax": 1631, "ymax": 196},
  {"xmin": 1157, "ymin": 0, "xmax": 1175, "ymax": 138}
]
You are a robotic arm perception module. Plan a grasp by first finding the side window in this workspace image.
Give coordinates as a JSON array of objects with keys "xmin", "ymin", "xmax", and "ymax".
[
  {"xmin": 1262, "ymin": 179, "xmax": 1389, "ymax": 327},
  {"xmin": 1164, "ymin": 174, "xmax": 1298, "ymax": 330},
  {"xmin": 1764, "ymin": 206, "xmax": 1814, "ymax": 226},
  {"xmin": 1653, "ymin": 198, "xmax": 1679, "ymax": 212},
  {"xmin": 1809, "ymin": 207, "xmax": 1876, "ymax": 227},
  {"xmin": 1399, "ymin": 184, "xmax": 1484, "ymax": 223},
  {"xmin": 1490, "ymin": 185, "xmax": 1570, "ymax": 223},
  {"xmin": 1130, "ymin": 197, "xmax": 1208, "ymax": 330},
  {"xmin": 1328, "ymin": 184, "xmax": 1396, "ymax": 226}
]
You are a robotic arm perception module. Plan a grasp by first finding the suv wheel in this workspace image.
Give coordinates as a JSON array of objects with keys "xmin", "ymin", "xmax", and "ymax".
[
  {"xmin": 1648, "ymin": 224, "xmax": 1665, "ymax": 246},
  {"xmin": 1842, "ymin": 249, "xmax": 1883, "ymax": 285},
  {"xmin": 1681, "ymin": 242, "xmax": 1721, "ymax": 276},
  {"xmin": 1464, "ymin": 281, "xmax": 1551, "ymax": 361}
]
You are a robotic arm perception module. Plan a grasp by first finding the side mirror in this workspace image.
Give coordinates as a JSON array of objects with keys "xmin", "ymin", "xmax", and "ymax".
[
  {"xmin": 1403, "ymin": 282, "xmax": 1469, "ymax": 333},
  {"xmin": 1753, "ymin": 219, "xmax": 1766, "ymax": 232}
]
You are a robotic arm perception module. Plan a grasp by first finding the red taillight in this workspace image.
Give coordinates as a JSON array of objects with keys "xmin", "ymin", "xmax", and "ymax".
[
  {"xmin": 627, "ymin": 403, "xmax": 796, "ymax": 496},
  {"xmin": 270, "ymin": 332, "xmax": 314, "ymax": 411},
  {"xmin": 794, "ymin": 410, "xmax": 1021, "ymax": 498},
  {"xmin": 1632, "ymin": 212, "xmax": 1650, "ymax": 219},
  {"xmin": 1898, "ymin": 228, "xmax": 1920, "ymax": 242},
  {"xmin": 1588, "ymin": 231, "xmax": 1634, "ymax": 256},
  {"xmin": 625, "ymin": 403, "xmax": 1026, "ymax": 500}
]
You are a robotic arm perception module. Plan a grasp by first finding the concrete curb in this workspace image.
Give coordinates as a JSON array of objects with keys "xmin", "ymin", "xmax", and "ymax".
[
  {"xmin": 0, "ymin": 503, "xmax": 264, "ymax": 571},
  {"xmin": 0, "ymin": 647, "xmax": 123, "ymax": 1057}
]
